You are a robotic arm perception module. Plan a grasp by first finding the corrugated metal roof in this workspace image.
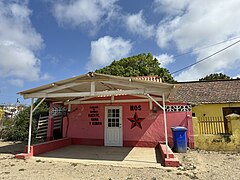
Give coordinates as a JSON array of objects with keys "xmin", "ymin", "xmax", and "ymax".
[{"xmin": 18, "ymin": 73, "xmax": 175, "ymax": 102}]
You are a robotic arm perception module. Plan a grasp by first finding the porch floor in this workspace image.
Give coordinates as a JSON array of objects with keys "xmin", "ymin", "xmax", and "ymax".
[{"xmin": 35, "ymin": 145, "xmax": 162, "ymax": 168}]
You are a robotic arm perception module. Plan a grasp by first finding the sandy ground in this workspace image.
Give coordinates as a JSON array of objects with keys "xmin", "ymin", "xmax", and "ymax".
[{"xmin": 0, "ymin": 141, "xmax": 240, "ymax": 180}]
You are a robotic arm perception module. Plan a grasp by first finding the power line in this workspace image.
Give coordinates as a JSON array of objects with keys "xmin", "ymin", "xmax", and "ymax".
[
  {"xmin": 171, "ymin": 39, "xmax": 240, "ymax": 75},
  {"xmin": 173, "ymin": 36, "xmax": 240, "ymax": 58}
]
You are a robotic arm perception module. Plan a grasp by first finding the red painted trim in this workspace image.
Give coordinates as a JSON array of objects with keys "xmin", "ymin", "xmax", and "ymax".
[
  {"xmin": 165, "ymin": 158, "xmax": 181, "ymax": 167},
  {"xmin": 72, "ymin": 138, "xmax": 104, "ymax": 146},
  {"xmin": 46, "ymin": 137, "xmax": 53, "ymax": 141},
  {"xmin": 17, "ymin": 138, "xmax": 181, "ymax": 168},
  {"xmin": 123, "ymin": 141, "xmax": 159, "ymax": 147},
  {"xmin": 15, "ymin": 153, "xmax": 32, "ymax": 159},
  {"xmin": 24, "ymin": 138, "xmax": 72, "ymax": 156},
  {"xmin": 71, "ymin": 139, "xmax": 166, "ymax": 148},
  {"xmin": 71, "ymin": 139, "xmax": 165, "ymax": 147},
  {"xmin": 159, "ymin": 144, "xmax": 174, "ymax": 159},
  {"xmin": 159, "ymin": 143, "xmax": 180, "ymax": 167},
  {"xmin": 188, "ymin": 142, "xmax": 194, "ymax": 149}
]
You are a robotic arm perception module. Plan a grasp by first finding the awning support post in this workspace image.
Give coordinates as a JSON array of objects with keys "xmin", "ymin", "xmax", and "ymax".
[
  {"xmin": 162, "ymin": 93, "xmax": 169, "ymax": 159},
  {"xmin": 32, "ymin": 98, "xmax": 46, "ymax": 113},
  {"xmin": 27, "ymin": 98, "xmax": 34, "ymax": 154},
  {"xmin": 27, "ymin": 97, "xmax": 46, "ymax": 154},
  {"xmin": 146, "ymin": 93, "xmax": 169, "ymax": 158}
]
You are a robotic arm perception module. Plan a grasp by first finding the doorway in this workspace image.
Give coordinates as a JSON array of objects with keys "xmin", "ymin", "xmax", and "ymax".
[
  {"xmin": 104, "ymin": 106, "xmax": 123, "ymax": 146},
  {"xmin": 222, "ymin": 107, "xmax": 240, "ymax": 134}
]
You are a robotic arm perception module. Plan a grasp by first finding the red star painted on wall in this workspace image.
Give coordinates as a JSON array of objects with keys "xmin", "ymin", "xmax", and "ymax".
[{"xmin": 128, "ymin": 112, "xmax": 145, "ymax": 129}]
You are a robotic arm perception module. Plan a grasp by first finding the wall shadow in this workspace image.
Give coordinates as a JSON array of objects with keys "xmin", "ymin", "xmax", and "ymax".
[{"xmin": 154, "ymin": 147, "xmax": 164, "ymax": 165}]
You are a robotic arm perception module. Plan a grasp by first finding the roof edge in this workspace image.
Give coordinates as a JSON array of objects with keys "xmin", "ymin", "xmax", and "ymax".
[{"xmin": 175, "ymin": 78, "xmax": 240, "ymax": 84}]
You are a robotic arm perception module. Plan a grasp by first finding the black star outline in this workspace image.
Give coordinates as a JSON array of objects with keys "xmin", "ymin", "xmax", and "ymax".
[{"xmin": 128, "ymin": 112, "xmax": 145, "ymax": 129}]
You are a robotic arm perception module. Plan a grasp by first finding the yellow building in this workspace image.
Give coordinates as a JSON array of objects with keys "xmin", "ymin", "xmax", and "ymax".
[
  {"xmin": 0, "ymin": 107, "xmax": 4, "ymax": 125},
  {"xmin": 171, "ymin": 79, "xmax": 240, "ymax": 134},
  {"xmin": 170, "ymin": 79, "xmax": 240, "ymax": 151}
]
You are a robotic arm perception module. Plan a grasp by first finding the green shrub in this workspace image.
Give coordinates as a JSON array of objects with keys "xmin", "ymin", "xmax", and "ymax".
[{"xmin": 1, "ymin": 99, "xmax": 49, "ymax": 142}]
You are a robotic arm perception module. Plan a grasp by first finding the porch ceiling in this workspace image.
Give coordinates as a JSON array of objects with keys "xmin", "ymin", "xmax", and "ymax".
[{"xmin": 18, "ymin": 72, "xmax": 175, "ymax": 102}]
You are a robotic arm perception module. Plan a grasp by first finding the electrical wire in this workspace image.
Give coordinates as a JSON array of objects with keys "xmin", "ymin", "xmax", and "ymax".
[
  {"xmin": 171, "ymin": 39, "xmax": 240, "ymax": 75},
  {"xmin": 173, "ymin": 36, "xmax": 240, "ymax": 58}
]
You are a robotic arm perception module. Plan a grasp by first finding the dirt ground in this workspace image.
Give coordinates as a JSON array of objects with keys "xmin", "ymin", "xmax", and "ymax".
[{"xmin": 0, "ymin": 141, "xmax": 240, "ymax": 180}]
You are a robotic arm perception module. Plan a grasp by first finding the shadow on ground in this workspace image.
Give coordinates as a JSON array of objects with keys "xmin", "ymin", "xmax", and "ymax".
[
  {"xmin": 155, "ymin": 147, "xmax": 164, "ymax": 165},
  {"xmin": 38, "ymin": 145, "xmax": 134, "ymax": 161},
  {"xmin": 38, "ymin": 145, "xmax": 160, "ymax": 165},
  {"xmin": 0, "ymin": 141, "xmax": 26, "ymax": 154}
]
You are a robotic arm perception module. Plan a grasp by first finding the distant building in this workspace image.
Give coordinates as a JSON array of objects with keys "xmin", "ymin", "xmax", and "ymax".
[
  {"xmin": 0, "ymin": 104, "xmax": 24, "ymax": 119},
  {"xmin": 0, "ymin": 107, "xmax": 4, "ymax": 120}
]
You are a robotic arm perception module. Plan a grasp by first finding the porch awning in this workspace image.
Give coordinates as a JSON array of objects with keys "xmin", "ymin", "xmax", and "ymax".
[
  {"xmin": 18, "ymin": 72, "xmax": 175, "ymax": 103},
  {"xmin": 20, "ymin": 72, "xmax": 174, "ymax": 158}
]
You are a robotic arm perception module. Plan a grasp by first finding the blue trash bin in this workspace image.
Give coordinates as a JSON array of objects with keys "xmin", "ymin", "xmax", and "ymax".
[{"xmin": 171, "ymin": 126, "xmax": 187, "ymax": 153}]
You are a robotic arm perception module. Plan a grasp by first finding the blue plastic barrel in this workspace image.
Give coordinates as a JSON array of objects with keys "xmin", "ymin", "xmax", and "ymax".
[{"xmin": 171, "ymin": 126, "xmax": 187, "ymax": 153}]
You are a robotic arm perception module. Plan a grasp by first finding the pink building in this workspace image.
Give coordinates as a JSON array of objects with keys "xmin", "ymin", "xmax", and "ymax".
[
  {"xmin": 18, "ymin": 73, "xmax": 194, "ymax": 158},
  {"xmin": 50, "ymin": 100, "xmax": 193, "ymax": 148}
]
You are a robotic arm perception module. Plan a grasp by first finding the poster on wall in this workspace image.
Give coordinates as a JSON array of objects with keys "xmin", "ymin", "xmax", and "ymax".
[{"xmin": 88, "ymin": 106, "xmax": 102, "ymax": 125}]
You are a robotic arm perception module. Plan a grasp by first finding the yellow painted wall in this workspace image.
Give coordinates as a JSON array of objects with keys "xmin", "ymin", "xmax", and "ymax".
[
  {"xmin": 0, "ymin": 108, "xmax": 4, "ymax": 120},
  {"xmin": 192, "ymin": 102, "xmax": 240, "ymax": 118},
  {"xmin": 192, "ymin": 115, "xmax": 240, "ymax": 152},
  {"xmin": 0, "ymin": 108, "xmax": 4, "ymax": 126}
]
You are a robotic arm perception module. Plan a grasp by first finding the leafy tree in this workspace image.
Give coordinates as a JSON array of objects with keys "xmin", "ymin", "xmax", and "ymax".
[
  {"xmin": 199, "ymin": 73, "xmax": 231, "ymax": 81},
  {"xmin": 2, "ymin": 106, "xmax": 33, "ymax": 141},
  {"xmin": 1, "ymin": 99, "xmax": 49, "ymax": 141},
  {"xmin": 95, "ymin": 53, "xmax": 175, "ymax": 83}
]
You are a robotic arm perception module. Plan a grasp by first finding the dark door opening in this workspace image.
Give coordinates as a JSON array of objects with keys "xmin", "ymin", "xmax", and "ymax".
[
  {"xmin": 222, "ymin": 107, "xmax": 240, "ymax": 134},
  {"xmin": 53, "ymin": 114, "xmax": 63, "ymax": 140}
]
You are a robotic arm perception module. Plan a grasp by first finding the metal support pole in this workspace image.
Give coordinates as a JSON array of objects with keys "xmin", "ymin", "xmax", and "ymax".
[
  {"xmin": 162, "ymin": 93, "xmax": 169, "ymax": 158},
  {"xmin": 27, "ymin": 98, "xmax": 34, "ymax": 154},
  {"xmin": 145, "ymin": 93, "xmax": 169, "ymax": 158},
  {"xmin": 90, "ymin": 82, "xmax": 95, "ymax": 96},
  {"xmin": 146, "ymin": 94, "xmax": 164, "ymax": 110},
  {"xmin": 32, "ymin": 98, "xmax": 46, "ymax": 113}
]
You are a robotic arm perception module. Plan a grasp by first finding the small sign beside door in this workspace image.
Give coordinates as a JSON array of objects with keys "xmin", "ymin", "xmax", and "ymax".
[{"xmin": 88, "ymin": 106, "xmax": 102, "ymax": 125}]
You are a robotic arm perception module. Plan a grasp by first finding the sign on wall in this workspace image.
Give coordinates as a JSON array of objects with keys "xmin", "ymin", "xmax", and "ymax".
[
  {"xmin": 128, "ymin": 112, "xmax": 145, "ymax": 129},
  {"xmin": 88, "ymin": 106, "xmax": 102, "ymax": 125},
  {"xmin": 128, "ymin": 105, "xmax": 144, "ymax": 129},
  {"xmin": 130, "ymin": 105, "xmax": 142, "ymax": 111}
]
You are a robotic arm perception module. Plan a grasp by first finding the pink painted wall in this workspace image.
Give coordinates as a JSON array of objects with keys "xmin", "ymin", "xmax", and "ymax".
[{"xmin": 51, "ymin": 99, "xmax": 194, "ymax": 148}]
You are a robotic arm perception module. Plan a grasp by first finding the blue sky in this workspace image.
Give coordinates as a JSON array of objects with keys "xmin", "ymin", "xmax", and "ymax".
[{"xmin": 0, "ymin": 0, "xmax": 240, "ymax": 105}]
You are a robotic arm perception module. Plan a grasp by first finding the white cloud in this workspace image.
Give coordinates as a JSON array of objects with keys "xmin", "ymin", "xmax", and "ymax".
[
  {"xmin": 155, "ymin": 0, "xmax": 240, "ymax": 81},
  {"xmin": 52, "ymin": 0, "xmax": 119, "ymax": 33},
  {"xmin": 0, "ymin": 41, "xmax": 41, "ymax": 81},
  {"xmin": 88, "ymin": 36, "xmax": 132, "ymax": 70},
  {"xmin": 8, "ymin": 79, "xmax": 24, "ymax": 87},
  {"xmin": 125, "ymin": 10, "xmax": 155, "ymax": 38},
  {"xmin": 45, "ymin": 54, "xmax": 60, "ymax": 65},
  {"xmin": 233, "ymin": 75, "xmax": 240, "ymax": 79},
  {"xmin": 175, "ymin": 42, "xmax": 240, "ymax": 81},
  {"xmin": 40, "ymin": 73, "xmax": 52, "ymax": 81},
  {"xmin": 153, "ymin": 0, "xmax": 190, "ymax": 16},
  {"xmin": 0, "ymin": 1, "xmax": 46, "ymax": 84},
  {"xmin": 154, "ymin": 54, "xmax": 175, "ymax": 67},
  {"xmin": 0, "ymin": 2, "xmax": 43, "ymax": 50}
]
